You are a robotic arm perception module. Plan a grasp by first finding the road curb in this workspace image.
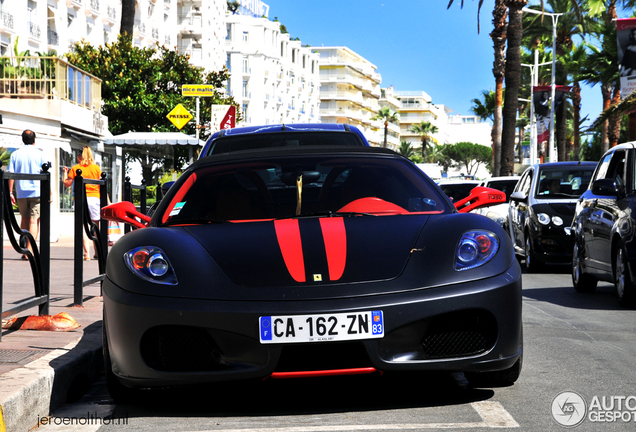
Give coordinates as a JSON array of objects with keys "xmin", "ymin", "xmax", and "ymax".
[{"xmin": 0, "ymin": 322, "xmax": 103, "ymax": 432}]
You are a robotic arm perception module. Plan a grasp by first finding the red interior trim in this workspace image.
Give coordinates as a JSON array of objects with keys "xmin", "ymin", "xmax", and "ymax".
[
  {"xmin": 274, "ymin": 219, "xmax": 306, "ymax": 282},
  {"xmin": 161, "ymin": 172, "xmax": 198, "ymax": 224},
  {"xmin": 267, "ymin": 367, "xmax": 380, "ymax": 380},
  {"xmin": 319, "ymin": 217, "xmax": 347, "ymax": 281}
]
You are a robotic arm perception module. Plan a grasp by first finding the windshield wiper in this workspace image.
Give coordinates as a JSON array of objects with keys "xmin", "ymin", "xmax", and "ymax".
[
  {"xmin": 294, "ymin": 210, "xmax": 377, "ymax": 218},
  {"xmin": 162, "ymin": 217, "xmax": 226, "ymax": 226}
]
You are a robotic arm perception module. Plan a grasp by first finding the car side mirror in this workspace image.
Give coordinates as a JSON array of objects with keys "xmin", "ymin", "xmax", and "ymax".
[
  {"xmin": 591, "ymin": 179, "xmax": 618, "ymax": 196},
  {"xmin": 454, "ymin": 186, "xmax": 507, "ymax": 213},
  {"xmin": 509, "ymin": 191, "xmax": 527, "ymax": 202},
  {"xmin": 101, "ymin": 201, "xmax": 152, "ymax": 229}
]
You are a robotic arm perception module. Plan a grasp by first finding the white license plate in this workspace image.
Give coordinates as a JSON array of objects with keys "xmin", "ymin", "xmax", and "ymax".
[{"xmin": 259, "ymin": 310, "xmax": 384, "ymax": 344}]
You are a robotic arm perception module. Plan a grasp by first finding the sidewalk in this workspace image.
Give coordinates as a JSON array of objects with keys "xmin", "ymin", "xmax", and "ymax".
[{"xmin": 0, "ymin": 236, "xmax": 104, "ymax": 432}]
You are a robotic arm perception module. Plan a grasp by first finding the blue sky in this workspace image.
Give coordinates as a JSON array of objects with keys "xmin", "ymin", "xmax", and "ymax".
[{"xmin": 265, "ymin": 0, "xmax": 631, "ymax": 130}]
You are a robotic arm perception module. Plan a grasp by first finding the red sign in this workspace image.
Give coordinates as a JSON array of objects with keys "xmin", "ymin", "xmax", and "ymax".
[{"xmin": 220, "ymin": 105, "xmax": 236, "ymax": 130}]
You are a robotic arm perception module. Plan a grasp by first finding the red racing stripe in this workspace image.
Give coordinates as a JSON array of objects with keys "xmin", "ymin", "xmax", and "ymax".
[
  {"xmin": 274, "ymin": 219, "xmax": 306, "ymax": 282},
  {"xmin": 319, "ymin": 217, "xmax": 347, "ymax": 281}
]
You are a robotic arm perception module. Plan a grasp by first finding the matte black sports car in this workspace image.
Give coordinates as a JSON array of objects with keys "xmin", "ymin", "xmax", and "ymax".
[{"xmin": 101, "ymin": 145, "xmax": 522, "ymax": 401}]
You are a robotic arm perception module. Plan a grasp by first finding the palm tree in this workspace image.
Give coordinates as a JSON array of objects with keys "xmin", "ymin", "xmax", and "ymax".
[
  {"xmin": 371, "ymin": 107, "xmax": 399, "ymax": 148},
  {"xmin": 408, "ymin": 121, "xmax": 439, "ymax": 161},
  {"xmin": 398, "ymin": 141, "xmax": 415, "ymax": 158},
  {"xmin": 471, "ymin": 89, "xmax": 499, "ymax": 172},
  {"xmin": 523, "ymin": 0, "xmax": 593, "ymax": 162},
  {"xmin": 121, "ymin": 0, "xmax": 135, "ymax": 38},
  {"xmin": 491, "ymin": 0, "xmax": 507, "ymax": 176},
  {"xmin": 448, "ymin": 0, "xmax": 530, "ymax": 175}
]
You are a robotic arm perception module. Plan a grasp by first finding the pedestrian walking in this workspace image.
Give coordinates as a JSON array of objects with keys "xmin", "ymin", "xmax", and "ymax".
[
  {"xmin": 63, "ymin": 146, "xmax": 103, "ymax": 260},
  {"xmin": 7, "ymin": 129, "xmax": 46, "ymax": 259}
]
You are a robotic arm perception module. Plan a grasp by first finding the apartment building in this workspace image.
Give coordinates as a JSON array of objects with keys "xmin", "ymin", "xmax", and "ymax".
[
  {"xmin": 394, "ymin": 90, "xmax": 449, "ymax": 151},
  {"xmin": 314, "ymin": 46, "xmax": 383, "ymax": 147},
  {"xmin": 224, "ymin": 13, "xmax": 320, "ymax": 125}
]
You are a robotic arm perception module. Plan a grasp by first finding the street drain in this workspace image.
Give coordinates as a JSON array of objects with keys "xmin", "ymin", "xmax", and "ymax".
[{"xmin": 0, "ymin": 349, "xmax": 50, "ymax": 364}]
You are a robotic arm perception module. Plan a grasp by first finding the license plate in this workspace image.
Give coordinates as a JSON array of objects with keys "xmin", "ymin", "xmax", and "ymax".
[{"xmin": 259, "ymin": 310, "xmax": 384, "ymax": 344}]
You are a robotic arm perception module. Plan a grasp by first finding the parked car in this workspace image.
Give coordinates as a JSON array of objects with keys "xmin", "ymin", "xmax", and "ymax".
[
  {"xmin": 571, "ymin": 143, "xmax": 636, "ymax": 307},
  {"xmin": 200, "ymin": 123, "xmax": 370, "ymax": 157},
  {"xmin": 509, "ymin": 162, "xmax": 597, "ymax": 272},
  {"xmin": 472, "ymin": 176, "xmax": 520, "ymax": 231},
  {"xmin": 101, "ymin": 144, "xmax": 522, "ymax": 401}
]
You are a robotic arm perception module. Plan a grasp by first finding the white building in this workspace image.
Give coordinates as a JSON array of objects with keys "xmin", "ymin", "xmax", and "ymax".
[
  {"xmin": 394, "ymin": 90, "xmax": 448, "ymax": 152},
  {"xmin": 224, "ymin": 13, "xmax": 320, "ymax": 125},
  {"xmin": 445, "ymin": 114, "xmax": 492, "ymax": 147},
  {"xmin": 314, "ymin": 46, "xmax": 383, "ymax": 146}
]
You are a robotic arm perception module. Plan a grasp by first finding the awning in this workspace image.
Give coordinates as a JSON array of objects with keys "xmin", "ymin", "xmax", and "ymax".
[
  {"xmin": 0, "ymin": 131, "xmax": 72, "ymax": 154},
  {"xmin": 104, "ymin": 132, "xmax": 205, "ymax": 146}
]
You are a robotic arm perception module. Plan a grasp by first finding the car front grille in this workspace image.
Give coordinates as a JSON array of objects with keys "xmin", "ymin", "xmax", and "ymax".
[
  {"xmin": 140, "ymin": 325, "xmax": 226, "ymax": 372},
  {"xmin": 275, "ymin": 342, "xmax": 372, "ymax": 372},
  {"xmin": 420, "ymin": 310, "xmax": 497, "ymax": 360}
]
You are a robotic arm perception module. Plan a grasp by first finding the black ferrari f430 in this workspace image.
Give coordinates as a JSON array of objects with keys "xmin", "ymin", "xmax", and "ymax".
[{"xmin": 101, "ymin": 145, "xmax": 522, "ymax": 400}]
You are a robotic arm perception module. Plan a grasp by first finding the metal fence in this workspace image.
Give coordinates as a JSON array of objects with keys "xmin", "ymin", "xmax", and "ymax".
[{"xmin": 0, "ymin": 164, "xmax": 51, "ymax": 341}]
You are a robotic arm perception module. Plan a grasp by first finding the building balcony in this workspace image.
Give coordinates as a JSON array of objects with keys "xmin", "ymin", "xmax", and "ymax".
[
  {"xmin": 28, "ymin": 22, "xmax": 41, "ymax": 42},
  {"xmin": 103, "ymin": 6, "xmax": 117, "ymax": 25},
  {"xmin": 0, "ymin": 12, "xmax": 15, "ymax": 35},
  {"xmin": 47, "ymin": 29, "xmax": 59, "ymax": 47},
  {"xmin": 178, "ymin": 14, "xmax": 203, "ymax": 37},
  {"xmin": 0, "ymin": 56, "xmax": 103, "ymax": 132},
  {"xmin": 66, "ymin": 0, "xmax": 84, "ymax": 10},
  {"xmin": 86, "ymin": 0, "xmax": 100, "ymax": 18}
]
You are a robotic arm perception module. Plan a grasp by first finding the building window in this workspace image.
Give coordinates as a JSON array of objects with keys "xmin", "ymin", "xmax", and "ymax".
[
  {"xmin": 242, "ymin": 80, "xmax": 248, "ymax": 98},
  {"xmin": 242, "ymin": 56, "xmax": 249, "ymax": 74},
  {"xmin": 226, "ymin": 24, "xmax": 231, "ymax": 40},
  {"xmin": 242, "ymin": 31, "xmax": 249, "ymax": 43}
]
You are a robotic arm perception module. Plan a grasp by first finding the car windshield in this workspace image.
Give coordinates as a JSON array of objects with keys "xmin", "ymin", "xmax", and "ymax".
[
  {"xmin": 485, "ymin": 179, "xmax": 518, "ymax": 203},
  {"xmin": 159, "ymin": 154, "xmax": 448, "ymax": 224},
  {"xmin": 206, "ymin": 132, "xmax": 365, "ymax": 155},
  {"xmin": 535, "ymin": 166, "xmax": 595, "ymax": 199}
]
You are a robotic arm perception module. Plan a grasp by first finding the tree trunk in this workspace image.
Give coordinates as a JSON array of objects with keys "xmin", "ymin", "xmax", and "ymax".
[
  {"xmin": 120, "ymin": 0, "xmax": 135, "ymax": 38},
  {"xmin": 556, "ymin": 99, "xmax": 567, "ymax": 161},
  {"xmin": 609, "ymin": 87, "xmax": 621, "ymax": 148},
  {"xmin": 572, "ymin": 82, "xmax": 581, "ymax": 160},
  {"xmin": 383, "ymin": 121, "xmax": 388, "ymax": 148},
  {"xmin": 601, "ymin": 83, "xmax": 612, "ymax": 155},
  {"xmin": 491, "ymin": 0, "xmax": 507, "ymax": 176},
  {"xmin": 500, "ymin": 1, "xmax": 527, "ymax": 176}
]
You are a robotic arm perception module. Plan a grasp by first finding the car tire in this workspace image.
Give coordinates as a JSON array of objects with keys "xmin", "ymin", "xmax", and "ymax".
[
  {"xmin": 103, "ymin": 325, "xmax": 139, "ymax": 403},
  {"xmin": 465, "ymin": 352, "xmax": 523, "ymax": 388},
  {"xmin": 614, "ymin": 243, "xmax": 636, "ymax": 308},
  {"xmin": 572, "ymin": 242, "xmax": 597, "ymax": 293},
  {"xmin": 525, "ymin": 235, "xmax": 544, "ymax": 273}
]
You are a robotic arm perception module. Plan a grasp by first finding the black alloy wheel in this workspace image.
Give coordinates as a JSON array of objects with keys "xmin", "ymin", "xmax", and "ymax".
[
  {"xmin": 525, "ymin": 235, "xmax": 544, "ymax": 273},
  {"xmin": 614, "ymin": 242, "xmax": 636, "ymax": 308},
  {"xmin": 572, "ymin": 241, "xmax": 597, "ymax": 293}
]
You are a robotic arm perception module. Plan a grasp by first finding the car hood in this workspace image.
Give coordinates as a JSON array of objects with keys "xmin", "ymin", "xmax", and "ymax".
[
  {"xmin": 184, "ymin": 216, "xmax": 426, "ymax": 287},
  {"xmin": 106, "ymin": 214, "xmax": 515, "ymax": 301}
]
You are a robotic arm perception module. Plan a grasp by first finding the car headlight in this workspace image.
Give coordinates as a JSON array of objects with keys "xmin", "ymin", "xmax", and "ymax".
[
  {"xmin": 537, "ymin": 212, "xmax": 563, "ymax": 226},
  {"xmin": 537, "ymin": 213, "xmax": 551, "ymax": 225},
  {"xmin": 124, "ymin": 246, "xmax": 178, "ymax": 285},
  {"xmin": 486, "ymin": 211, "xmax": 505, "ymax": 226},
  {"xmin": 455, "ymin": 231, "xmax": 500, "ymax": 271}
]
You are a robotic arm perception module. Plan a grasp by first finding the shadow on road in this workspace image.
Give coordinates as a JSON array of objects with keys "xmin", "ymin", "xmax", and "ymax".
[{"xmin": 108, "ymin": 372, "xmax": 495, "ymax": 419}]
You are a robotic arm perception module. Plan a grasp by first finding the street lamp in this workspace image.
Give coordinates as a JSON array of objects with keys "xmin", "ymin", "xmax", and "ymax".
[
  {"xmin": 522, "ymin": 51, "xmax": 551, "ymax": 165},
  {"xmin": 522, "ymin": 7, "xmax": 571, "ymax": 163}
]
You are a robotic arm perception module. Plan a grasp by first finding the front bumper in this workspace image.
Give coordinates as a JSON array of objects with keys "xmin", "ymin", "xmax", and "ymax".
[{"xmin": 103, "ymin": 263, "xmax": 522, "ymax": 388}]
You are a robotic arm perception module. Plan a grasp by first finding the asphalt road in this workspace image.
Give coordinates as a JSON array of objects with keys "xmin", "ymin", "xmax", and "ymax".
[{"xmin": 36, "ymin": 266, "xmax": 636, "ymax": 432}]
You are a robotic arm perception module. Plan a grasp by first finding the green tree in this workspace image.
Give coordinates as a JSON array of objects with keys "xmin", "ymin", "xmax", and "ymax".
[
  {"xmin": 398, "ymin": 141, "xmax": 415, "ymax": 158},
  {"xmin": 408, "ymin": 121, "xmax": 439, "ymax": 161},
  {"xmin": 65, "ymin": 35, "xmax": 239, "ymax": 179},
  {"xmin": 443, "ymin": 142, "xmax": 492, "ymax": 176},
  {"xmin": 471, "ymin": 89, "xmax": 500, "ymax": 172},
  {"xmin": 371, "ymin": 107, "xmax": 399, "ymax": 148}
]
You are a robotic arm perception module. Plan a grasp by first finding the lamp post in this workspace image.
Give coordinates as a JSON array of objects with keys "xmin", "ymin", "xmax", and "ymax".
[
  {"xmin": 522, "ymin": 51, "xmax": 551, "ymax": 165},
  {"xmin": 522, "ymin": 7, "xmax": 570, "ymax": 163}
]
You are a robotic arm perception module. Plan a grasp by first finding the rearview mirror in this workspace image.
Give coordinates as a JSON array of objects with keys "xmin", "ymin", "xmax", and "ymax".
[
  {"xmin": 101, "ymin": 201, "xmax": 151, "ymax": 229},
  {"xmin": 454, "ymin": 187, "xmax": 507, "ymax": 213},
  {"xmin": 509, "ymin": 191, "xmax": 527, "ymax": 202},
  {"xmin": 591, "ymin": 179, "xmax": 618, "ymax": 196}
]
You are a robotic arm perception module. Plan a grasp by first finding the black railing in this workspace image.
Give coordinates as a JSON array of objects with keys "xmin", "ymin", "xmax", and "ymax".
[
  {"xmin": 0, "ymin": 163, "xmax": 51, "ymax": 341},
  {"xmin": 122, "ymin": 177, "xmax": 146, "ymax": 234},
  {"xmin": 72, "ymin": 171, "xmax": 108, "ymax": 307}
]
